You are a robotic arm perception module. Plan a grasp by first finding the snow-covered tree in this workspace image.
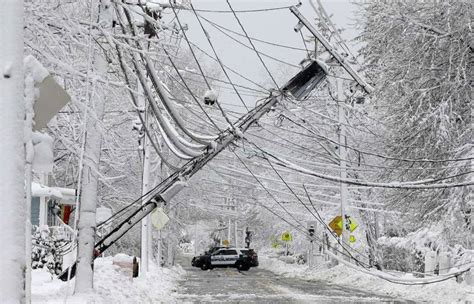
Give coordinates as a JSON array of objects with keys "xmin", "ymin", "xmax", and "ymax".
[{"xmin": 357, "ymin": 1, "xmax": 472, "ymax": 248}]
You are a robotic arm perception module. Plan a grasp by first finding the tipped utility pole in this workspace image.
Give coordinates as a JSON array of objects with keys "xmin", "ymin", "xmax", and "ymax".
[{"xmin": 59, "ymin": 53, "xmax": 328, "ymax": 281}]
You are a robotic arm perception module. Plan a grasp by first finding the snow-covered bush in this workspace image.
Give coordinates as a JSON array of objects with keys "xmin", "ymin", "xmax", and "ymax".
[{"xmin": 31, "ymin": 225, "xmax": 69, "ymax": 275}]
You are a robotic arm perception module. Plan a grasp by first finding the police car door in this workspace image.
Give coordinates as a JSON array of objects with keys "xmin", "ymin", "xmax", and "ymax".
[
  {"xmin": 222, "ymin": 249, "xmax": 239, "ymax": 266},
  {"xmin": 211, "ymin": 249, "xmax": 225, "ymax": 265}
]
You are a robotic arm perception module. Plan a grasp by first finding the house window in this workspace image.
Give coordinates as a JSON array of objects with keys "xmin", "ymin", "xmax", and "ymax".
[
  {"xmin": 31, "ymin": 197, "xmax": 40, "ymax": 226},
  {"xmin": 47, "ymin": 199, "xmax": 59, "ymax": 226}
]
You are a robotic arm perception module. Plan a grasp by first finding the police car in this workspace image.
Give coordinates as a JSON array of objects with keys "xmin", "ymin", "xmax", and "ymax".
[{"xmin": 197, "ymin": 247, "xmax": 258, "ymax": 271}]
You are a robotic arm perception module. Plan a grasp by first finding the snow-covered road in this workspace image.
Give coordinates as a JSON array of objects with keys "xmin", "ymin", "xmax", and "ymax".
[{"xmin": 175, "ymin": 256, "xmax": 413, "ymax": 303}]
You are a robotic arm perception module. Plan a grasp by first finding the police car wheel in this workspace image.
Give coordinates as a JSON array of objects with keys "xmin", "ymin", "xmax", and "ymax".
[
  {"xmin": 236, "ymin": 262, "xmax": 249, "ymax": 271},
  {"xmin": 201, "ymin": 262, "xmax": 212, "ymax": 270}
]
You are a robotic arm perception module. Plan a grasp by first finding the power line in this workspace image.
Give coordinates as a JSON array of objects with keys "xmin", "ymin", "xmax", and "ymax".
[
  {"xmin": 225, "ymin": 0, "xmax": 281, "ymax": 89},
  {"xmin": 264, "ymin": 156, "xmax": 373, "ymax": 263},
  {"xmin": 234, "ymin": 150, "xmax": 472, "ymax": 285},
  {"xmin": 232, "ymin": 151, "xmax": 373, "ymax": 265},
  {"xmin": 157, "ymin": 40, "xmax": 223, "ymax": 131},
  {"xmin": 199, "ymin": 15, "xmax": 306, "ymax": 52},
  {"xmin": 282, "ymin": 112, "xmax": 474, "ymax": 164},
  {"xmin": 199, "ymin": 12, "xmax": 300, "ymax": 69},
  {"xmin": 169, "ymin": 3, "xmax": 235, "ymax": 128},
  {"xmin": 114, "ymin": 41, "xmax": 179, "ymax": 171},
  {"xmin": 187, "ymin": 40, "xmax": 270, "ymax": 93},
  {"xmin": 252, "ymin": 142, "xmax": 474, "ymax": 189},
  {"xmin": 189, "ymin": 2, "xmax": 250, "ymax": 112},
  {"xmin": 182, "ymin": 70, "xmax": 268, "ymax": 94},
  {"xmin": 232, "ymin": 152, "xmax": 302, "ymax": 226},
  {"xmin": 299, "ymin": 30, "xmax": 311, "ymax": 57},
  {"xmin": 180, "ymin": 5, "xmax": 294, "ymax": 14}
]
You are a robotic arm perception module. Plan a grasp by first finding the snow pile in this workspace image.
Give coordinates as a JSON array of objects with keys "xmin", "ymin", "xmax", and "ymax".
[
  {"xmin": 260, "ymin": 255, "xmax": 474, "ymax": 303},
  {"xmin": 24, "ymin": 55, "xmax": 49, "ymax": 84},
  {"xmin": 259, "ymin": 255, "xmax": 308, "ymax": 279},
  {"xmin": 112, "ymin": 253, "xmax": 133, "ymax": 264},
  {"xmin": 32, "ymin": 256, "xmax": 185, "ymax": 303},
  {"xmin": 32, "ymin": 131, "xmax": 54, "ymax": 173}
]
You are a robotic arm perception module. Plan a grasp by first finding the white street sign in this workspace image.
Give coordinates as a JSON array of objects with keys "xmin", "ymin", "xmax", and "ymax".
[{"xmin": 151, "ymin": 208, "xmax": 169, "ymax": 230}]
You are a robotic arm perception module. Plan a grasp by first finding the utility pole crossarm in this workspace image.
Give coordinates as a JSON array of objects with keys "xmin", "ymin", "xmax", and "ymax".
[
  {"xmin": 59, "ymin": 59, "xmax": 327, "ymax": 281},
  {"xmin": 290, "ymin": 6, "xmax": 374, "ymax": 94}
]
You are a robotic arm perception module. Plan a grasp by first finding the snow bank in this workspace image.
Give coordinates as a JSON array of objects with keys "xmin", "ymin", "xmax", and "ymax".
[
  {"xmin": 32, "ymin": 256, "xmax": 185, "ymax": 303},
  {"xmin": 259, "ymin": 255, "xmax": 473, "ymax": 303},
  {"xmin": 112, "ymin": 253, "xmax": 134, "ymax": 264}
]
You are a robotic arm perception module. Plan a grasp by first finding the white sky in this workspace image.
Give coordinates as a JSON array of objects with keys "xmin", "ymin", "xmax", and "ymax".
[{"xmin": 163, "ymin": 0, "xmax": 359, "ymax": 112}]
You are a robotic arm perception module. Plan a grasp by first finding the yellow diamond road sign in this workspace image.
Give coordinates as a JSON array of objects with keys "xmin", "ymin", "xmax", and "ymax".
[
  {"xmin": 281, "ymin": 231, "xmax": 293, "ymax": 242},
  {"xmin": 328, "ymin": 215, "xmax": 358, "ymax": 236}
]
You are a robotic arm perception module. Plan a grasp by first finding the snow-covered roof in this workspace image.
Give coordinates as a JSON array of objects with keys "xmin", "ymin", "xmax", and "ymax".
[
  {"xmin": 31, "ymin": 182, "xmax": 77, "ymax": 205},
  {"xmin": 54, "ymin": 186, "xmax": 77, "ymax": 204},
  {"xmin": 31, "ymin": 182, "xmax": 63, "ymax": 199}
]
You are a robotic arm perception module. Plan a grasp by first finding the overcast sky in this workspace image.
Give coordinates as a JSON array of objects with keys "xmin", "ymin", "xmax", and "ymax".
[{"xmin": 163, "ymin": 0, "xmax": 359, "ymax": 112}]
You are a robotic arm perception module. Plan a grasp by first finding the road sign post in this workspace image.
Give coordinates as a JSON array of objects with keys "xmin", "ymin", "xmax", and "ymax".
[
  {"xmin": 245, "ymin": 227, "xmax": 252, "ymax": 248},
  {"xmin": 281, "ymin": 231, "xmax": 293, "ymax": 256}
]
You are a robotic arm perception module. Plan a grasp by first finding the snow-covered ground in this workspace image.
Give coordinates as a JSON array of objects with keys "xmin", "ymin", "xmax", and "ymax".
[
  {"xmin": 32, "ymin": 256, "xmax": 184, "ymax": 303},
  {"xmin": 259, "ymin": 255, "xmax": 474, "ymax": 303}
]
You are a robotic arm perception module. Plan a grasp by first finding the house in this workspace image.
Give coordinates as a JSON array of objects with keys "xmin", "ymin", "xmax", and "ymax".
[{"xmin": 31, "ymin": 181, "xmax": 77, "ymax": 228}]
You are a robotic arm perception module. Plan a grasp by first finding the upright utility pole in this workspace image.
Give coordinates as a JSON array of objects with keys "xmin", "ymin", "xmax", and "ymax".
[
  {"xmin": 337, "ymin": 78, "xmax": 350, "ymax": 259},
  {"xmin": 154, "ymin": 138, "xmax": 165, "ymax": 268},
  {"xmin": 0, "ymin": 1, "xmax": 26, "ymax": 302},
  {"xmin": 234, "ymin": 221, "xmax": 238, "ymax": 248},
  {"xmin": 140, "ymin": 96, "xmax": 152, "ymax": 275},
  {"xmin": 227, "ymin": 218, "xmax": 232, "ymax": 244}
]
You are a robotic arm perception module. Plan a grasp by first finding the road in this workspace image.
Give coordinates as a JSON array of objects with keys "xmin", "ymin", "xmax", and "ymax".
[{"xmin": 175, "ymin": 256, "xmax": 413, "ymax": 303}]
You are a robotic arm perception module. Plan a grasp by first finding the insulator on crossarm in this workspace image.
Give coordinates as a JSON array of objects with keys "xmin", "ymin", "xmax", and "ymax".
[{"xmin": 203, "ymin": 89, "xmax": 217, "ymax": 105}]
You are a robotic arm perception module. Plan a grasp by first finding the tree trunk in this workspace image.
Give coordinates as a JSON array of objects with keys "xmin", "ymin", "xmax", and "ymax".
[
  {"xmin": 74, "ymin": 48, "xmax": 107, "ymax": 294},
  {"xmin": 0, "ymin": 0, "xmax": 26, "ymax": 302}
]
